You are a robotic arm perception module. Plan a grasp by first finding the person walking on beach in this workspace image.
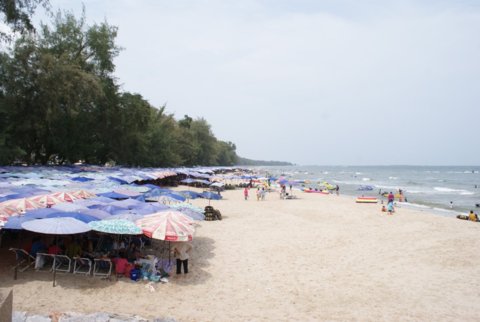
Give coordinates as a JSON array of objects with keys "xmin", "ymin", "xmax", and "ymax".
[
  {"xmin": 335, "ymin": 185, "xmax": 340, "ymax": 196},
  {"xmin": 450, "ymin": 201, "xmax": 453, "ymax": 209},
  {"xmin": 171, "ymin": 242, "xmax": 193, "ymax": 275},
  {"xmin": 244, "ymin": 187, "xmax": 249, "ymax": 200}
]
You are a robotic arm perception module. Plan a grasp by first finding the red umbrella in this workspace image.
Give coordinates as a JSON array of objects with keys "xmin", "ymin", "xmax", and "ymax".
[{"xmin": 136, "ymin": 211, "xmax": 194, "ymax": 241}]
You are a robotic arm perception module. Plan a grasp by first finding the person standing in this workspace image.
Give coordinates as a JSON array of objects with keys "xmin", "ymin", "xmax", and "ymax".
[
  {"xmin": 387, "ymin": 200, "xmax": 395, "ymax": 215},
  {"xmin": 244, "ymin": 187, "xmax": 249, "ymax": 200},
  {"xmin": 388, "ymin": 192, "xmax": 394, "ymax": 203},
  {"xmin": 335, "ymin": 185, "xmax": 340, "ymax": 196},
  {"xmin": 171, "ymin": 242, "xmax": 193, "ymax": 274},
  {"xmin": 450, "ymin": 201, "xmax": 454, "ymax": 209}
]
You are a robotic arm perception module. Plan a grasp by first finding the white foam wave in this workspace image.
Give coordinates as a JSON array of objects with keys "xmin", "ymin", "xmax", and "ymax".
[
  {"xmin": 434, "ymin": 187, "xmax": 471, "ymax": 194},
  {"xmin": 388, "ymin": 177, "xmax": 398, "ymax": 180},
  {"xmin": 362, "ymin": 178, "xmax": 371, "ymax": 181}
]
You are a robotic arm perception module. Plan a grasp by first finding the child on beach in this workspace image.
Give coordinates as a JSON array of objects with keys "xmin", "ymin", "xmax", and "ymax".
[
  {"xmin": 244, "ymin": 187, "xmax": 249, "ymax": 200},
  {"xmin": 387, "ymin": 201, "xmax": 394, "ymax": 215}
]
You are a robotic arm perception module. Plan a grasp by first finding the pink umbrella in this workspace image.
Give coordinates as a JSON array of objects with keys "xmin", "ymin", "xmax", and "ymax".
[
  {"xmin": 136, "ymin": 211, "xmax": 195, "ymax": 241},
  {"xmin": 29, "ymin": 194, "xmax": 62, "ymax": 207},
  {"xmin": 0, "ymin": 205, "xmax": 19, "ymax": 217},
  {"xmin": 2, "ymin": 198, "xmax": 44, "ymax": 213},
  {"xmin": 51, "ymin": 192, "xmax": 78, "ymax": 202},
  {"xmin": 72, "ymin": 190, "xmax": 96, "ymax": 199}
]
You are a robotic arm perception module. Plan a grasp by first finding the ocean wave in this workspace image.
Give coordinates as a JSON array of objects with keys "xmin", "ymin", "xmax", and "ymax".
[
  {"xmin": 388, "ymin": 176, "xmax": 398, "ymax": 180},
  {"xmin": 362, "ymin": 178, "xmax": 371, "ymax": 181},
  {"xmin": 434, "ymin": 187, "xmax": 471, "ymax": 194}
]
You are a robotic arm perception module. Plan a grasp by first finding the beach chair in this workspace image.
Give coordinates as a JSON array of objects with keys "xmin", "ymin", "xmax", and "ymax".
[
  {"xmin": 73, "ymin": 257, "xmax": 92, "ymax": 275},
  {"xmin": 93, "ymin": 258, "xmax": 112, "ymax": 279},
  {"xmin": 53, "ymin": 255, "xmax": 72, "ymax": 273},
  {"xmin": 9, "ymin": 248, "xmax": 36, "ymax": 272},
  {"xmin": 35, "ymin": 253, "xmax": 55, "ymax": 272}
]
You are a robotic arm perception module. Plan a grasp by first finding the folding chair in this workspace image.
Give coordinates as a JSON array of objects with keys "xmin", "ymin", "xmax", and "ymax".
[
  {"xmin": 93, "ymin": 258, "xmax": 112, "ymax": 279},
  {"xmin": 35, "ymin": 253, "xmax": 55, "ymax": 272},
  {"xmin": 9, "ymin": 248, "xmax": 36, "ymax": 272},
  {"xmin": 53, "ymin": 255, "xmax": 72, "ymax": 273},
  {"xmin": 73, "ymin": 257, "xmax": 92, "ymax": 275}
]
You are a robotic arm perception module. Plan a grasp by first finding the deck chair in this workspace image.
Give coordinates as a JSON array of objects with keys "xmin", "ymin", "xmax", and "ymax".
[
  {"xmin": 35, "ymin": 253, "xmax": 55, "ymax": 272},
  {"xmin": 73, "ymin": 257, "xmax": 92, "ymax": 275},
  {"xmin": 93, "ymin": 258, "xmax": 112, "ymax": 279},
  {"xmin": 53, "ymin": 255, "xmax": 72, "ymax": 273},
  {"xmin": 9, "ymin": 248, "xmax": 36, "ymax": 272}
]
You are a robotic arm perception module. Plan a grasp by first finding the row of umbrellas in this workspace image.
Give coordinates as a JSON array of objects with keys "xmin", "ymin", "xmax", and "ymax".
[{"xmin": 20, "ymin": 210, "xmax": 195, "ymax": 242}]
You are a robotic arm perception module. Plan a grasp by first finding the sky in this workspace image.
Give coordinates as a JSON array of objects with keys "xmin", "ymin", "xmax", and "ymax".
[{"xmin": 28, "ymin": 0, "xmax": 480, "ymax": 165}]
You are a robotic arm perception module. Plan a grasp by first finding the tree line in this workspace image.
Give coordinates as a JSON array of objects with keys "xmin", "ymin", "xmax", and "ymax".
[{"xmin": 0, "ymin": 8, "xmax": 238, "ymax": 166}]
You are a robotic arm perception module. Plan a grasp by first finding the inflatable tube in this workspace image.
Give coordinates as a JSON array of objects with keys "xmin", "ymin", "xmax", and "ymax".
[
  {"xmin": 457, "ymin": 215, "xmax": 479, "ymax": 222},
  {"xmin": 356, "ymin": 197, "xmax": 378, "ymax": 203}
]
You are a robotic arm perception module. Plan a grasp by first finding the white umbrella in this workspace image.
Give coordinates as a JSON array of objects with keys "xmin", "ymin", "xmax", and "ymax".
[{"xmin": 21, "ymin": 217, "xmax": 91, "ymax": 235}]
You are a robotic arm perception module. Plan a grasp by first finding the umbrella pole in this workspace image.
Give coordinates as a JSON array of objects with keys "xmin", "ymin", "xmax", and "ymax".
[{"xmin": 53, "ymin": 256, "xmax": 57, "ymax": 287}]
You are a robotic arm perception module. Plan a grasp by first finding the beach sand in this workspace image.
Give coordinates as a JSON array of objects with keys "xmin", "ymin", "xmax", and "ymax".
[{"xmin": 1, "ymin": 188, "xmax": 480, "ymax": 321}]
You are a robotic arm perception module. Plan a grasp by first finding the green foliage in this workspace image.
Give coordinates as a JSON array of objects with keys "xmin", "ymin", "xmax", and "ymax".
[
  {"xmin": 0, "ymin": 9, "xmax": 239, "ymax": 167},
  {"xmin": 0, "ymin": 0, "xmax": 50, "ymax": 41}
]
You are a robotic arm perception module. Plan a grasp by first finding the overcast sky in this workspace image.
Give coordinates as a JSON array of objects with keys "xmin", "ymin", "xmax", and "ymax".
[{"xmin": 34, "ymin": 0, "xmax": 480, "ymax": 165}]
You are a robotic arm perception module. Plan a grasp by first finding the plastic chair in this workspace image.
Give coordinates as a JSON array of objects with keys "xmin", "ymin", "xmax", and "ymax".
[
  {"xmin": 9, "ymin": 248, "xmax": 36, "ymax": 272},
  {"xmin": 53, "ymin": 255, "xmax": 72, "ymax": 273},
  {"xmin": 35, "ymin": 253, "xmax": 55, "ymax": 272},
  {"xmin": 93, "ymin": 258, "xmax": 112, "ymax": 279},
  {"xmin": 73, "ymin": 257, "xmax": 92, "ymax": 275}
]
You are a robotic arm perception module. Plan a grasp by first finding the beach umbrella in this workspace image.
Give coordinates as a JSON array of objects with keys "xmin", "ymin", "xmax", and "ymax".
[
  {"xmin": 4, "ymin": 216, "xmax": 33, "ymax": 230},
  {"xmin": 177, "ymin": 191, "xmax": 202, "ymax": 199},
  {"xmin": 136, "ymin": 211, "xmax": 195, "ymax": 241},
  {"xmin": 110, "ymin": 198, "xmax": 144, "ymax": 209},
  {"xmin": 88, "ymin": 219, "xmax": 142, "ymax": 235},
  {"xmin": 21, "ymin": 217, "xmax": 91, "ymax": 287},
  {"xmin": 29, "ymin": 194, "xmax": 62, "ymax": 207},
  {"xmin": 0, "ymin": 205, "xmax": 19, "ymax": 217},
  {"xmin": 3, "ymin": 198, "xmax": 44, "ymax": 213},
  {"xmin": 52, "ymin": 202, "xmax": 88, "ymax": 212},
  {"xmin": 107, "ymin": 213, "xmax": 145, "ymax": 222},
  {"xmin": 170, "ymin": 203, "xmax": 204, "ymax": 213},
  {"xmin": 51, "ymin": 192, "xmax": 77, "ymax": 202},
  {"xmin": 88, "ymin": 204, "xmax": 127, "ymax": 214},
  {"xmin": 24, "ymin": 207, "xmax": 58, "ymax": 219},
  {"xmin": 76, "ymin": 208, "xmax": 111, "ymax": 220},
  {"xmin": 21, "ymin": 217, "xmax": 91, "ymax": 235},
  {"xmin": 169, "ymin": 207, "xmax": 205, "ymax": 221},
  {"xmin": 46, "ymin": 211, "xmax": 99, "ymax": 223},
  {"xmin": 200, "ymin": 191, "xmax": 222, "ymax": 200},
  {"xmin": 71, "ymin": 190, "xmax": 96, "ymax": 199}
]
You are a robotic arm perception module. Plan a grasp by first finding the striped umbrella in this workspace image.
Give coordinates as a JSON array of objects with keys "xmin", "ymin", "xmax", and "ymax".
[
  {"xmin": 72, "ymin": 190, "xmax": 96, "ymax": 199},
  {"xmin": 2, "ymin": 198, "xmax": 44, "ymax": 213},
  {"xmin": 0, "ymin": 205, "xmax": 19, "ymax": 217},
  {"xmin": 89, "ymin": 219, "xmax": 142, "ymax": 235},
  {"xmin": 136, "ymin": 211, "xmax": 194, "ymax": 241},
  {"xmin": 29, "ymin": 194, "xmax": 62, "ymax": 207},
  {"xmin": 51, "ymin": 192, "xmax": 78, "ymax": 202}
]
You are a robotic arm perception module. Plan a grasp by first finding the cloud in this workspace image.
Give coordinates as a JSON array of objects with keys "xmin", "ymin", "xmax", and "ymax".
[{"xmin": 42, "ymin": 1, "xmax": 480, "ymax": 165}]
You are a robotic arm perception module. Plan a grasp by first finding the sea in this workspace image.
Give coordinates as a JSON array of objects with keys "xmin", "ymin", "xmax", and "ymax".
[{"xmin": 256, "ymin": 165, "xmax": 480, "ymax": 217}]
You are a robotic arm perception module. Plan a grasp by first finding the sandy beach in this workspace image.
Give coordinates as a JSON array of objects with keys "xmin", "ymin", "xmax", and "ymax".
[{"xmin": 1, "ymin": 187, "xmax": 480, "ymax": 321}]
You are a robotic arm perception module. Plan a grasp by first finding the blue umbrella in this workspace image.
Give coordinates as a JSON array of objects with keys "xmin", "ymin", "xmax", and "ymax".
[
  {"xmin": 200, "ymin": 191, "xmax": 222, "ymax": 200},
  {"xmin": 88, "ymin": 204, "xmax": 127, "ymax": 214},
  {"xmin": 178, "ymin": 191, "xmax": 202, "ymax": 199},
  {"xmin": 4, "ymin": 216, "xmax": 33, "ymax": 229},
  {"xmin": 46, "ymin": 211, "xmax": 99, "ymax": 223},
  {"xmin": 24, "ymin": 208, "xmax": 58, "ymax": 219}
]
